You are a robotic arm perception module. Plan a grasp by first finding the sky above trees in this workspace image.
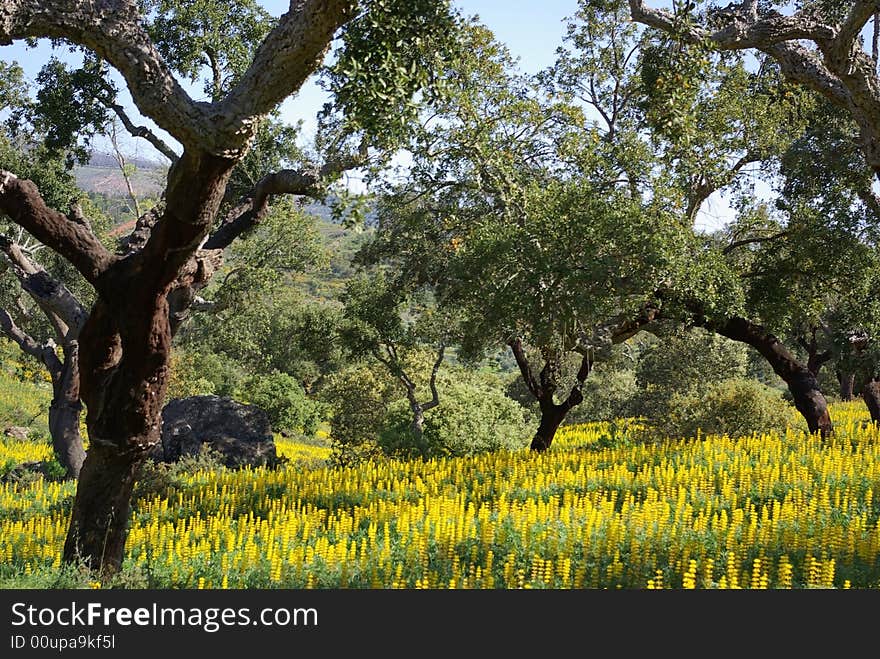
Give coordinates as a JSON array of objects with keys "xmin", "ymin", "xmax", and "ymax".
[{"xmin": 0, "ymin": 0, "xmax": 741, "ymax": 228}]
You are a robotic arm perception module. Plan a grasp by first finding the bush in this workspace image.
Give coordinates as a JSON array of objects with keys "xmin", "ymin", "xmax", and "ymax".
[
  {"xmin": 236, "ymin": 371, "xmax": 324, "ymax": 436},
  {"xmin": 632, "ymin": 327, "xmax": 749, "ymax": 419},
  {"xmin": 319, "ymin": 365, "xmax": 398, "ymax": 466},
  {"xmin": 565, "ymin": 367, "xmax": 639, "ymax": 424},
  {"xmin": 377, "ymin": 377, "xmax": 532, "ymax": 459},
  {"xmin": 167, "ymin": 349, "xmax": 243, "ymax": 400},
  {"xmin": 655, "ymin": 377, "xmax": 793, "ymax": 440}
]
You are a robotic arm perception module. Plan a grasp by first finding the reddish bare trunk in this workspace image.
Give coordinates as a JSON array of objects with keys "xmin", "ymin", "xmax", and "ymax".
[
  {"xmin": 62, "ymin": 297, "xmax": 171, "ymax": 573},
  {"xmin": 63, "ymin": 153, "xmax": 233, "ymax": 574},
  {"xmin": 61, "ymin": 442, "xmax": 147, "ymax": 574}
]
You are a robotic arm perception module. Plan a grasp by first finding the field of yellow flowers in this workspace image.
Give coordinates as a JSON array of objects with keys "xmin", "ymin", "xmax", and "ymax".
[{"xmin": 2, "ymin": 402, "xmax": 880, "ymax": 589}]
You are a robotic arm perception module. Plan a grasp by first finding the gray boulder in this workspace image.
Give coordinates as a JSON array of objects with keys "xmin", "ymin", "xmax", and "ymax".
[
  {"xmin": 3, "ymin": 426, "xmax": 30, "ymax": 441},
  {"xmin": 153, "ymin": 395, "xmax": 278, "ymax": 468}
]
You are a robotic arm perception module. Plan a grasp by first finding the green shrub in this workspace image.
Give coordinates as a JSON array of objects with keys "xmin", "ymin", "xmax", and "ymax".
[
  {"xmin": 377, "ymin": 378, "xmax": 532, "ymax": 459},
  {"xmin": 632, "ymin": 327, "xmax": 749, "ymax": 420},
  {"xmin": 656, "ymin": 377, "xmax": 793, "ymax": 440},
  {"xmin": 565, "ymin": 367, "xmax": 639, "ymax": 424},
  {"xmin": 319, "ymin": 365, "xmax": 398, "ymax": 466},
  {"xmin": 167, "ymin": 349, "xmax": 243, "ymax": 400},
  {"xmin": 237, "ymin": 371, "xmax": 324, "ymax": 436}
]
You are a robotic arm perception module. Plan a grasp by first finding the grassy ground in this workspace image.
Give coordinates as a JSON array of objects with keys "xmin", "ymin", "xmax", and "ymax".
[{"xmin": 1, "ymin": 391, "xmax": 878, "ymax": 589}]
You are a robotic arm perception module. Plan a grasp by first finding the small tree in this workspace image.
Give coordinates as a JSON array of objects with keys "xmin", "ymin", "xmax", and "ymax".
[{"xmin": 339, "ymin": 270, "xmax": 452, "ymax": 439}]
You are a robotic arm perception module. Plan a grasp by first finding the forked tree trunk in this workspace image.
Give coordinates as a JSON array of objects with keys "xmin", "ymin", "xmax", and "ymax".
[
  {"xmin": 47, "ymin": 346, "xmax": 85, "ymax": 478},
  {"xmin": 509, "ymin": 339, "xmax": 591, "ymax": 453},
  {"xmin": 708, "ymin": 317, "xmax": 833, "ymax": 437},
  {"xmin": 62, "ymin": 297, "xmax": 172, "ymax": 573},
  {"xmin": 63, "ymin": 152, "xmax": 234, "ymax": 574},
  {"xmin": 863, "ymin": 380, "xmax": 880, "ymax": 424}
]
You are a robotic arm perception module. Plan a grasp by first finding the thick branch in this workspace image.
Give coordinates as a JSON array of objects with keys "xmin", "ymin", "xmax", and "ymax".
[
  {"xmin": 722, "ymin": 230, "xmax": 789, "ymax": 255},
  {"xmin": 0, "ymin": 307, "xmax": 62, "ymax": 375},
  {"xmin": 0, "ymin": 236, "xmax": 88, "ymax": 340},
  {"xmin": 627, "ymin": 1, "xmax": 834, "ymax": 49},
  {"xmin": 0, "ymin": 171, "xmax": 116, "ymax": 284},
  {"xmin": 586, "ymin": 302, "xmax": 662, "ymax": 349},
  {"xmin": 562, "ymin": 351, "xmax": 593, "ymax": 412},
  {"xmin": 421, "ymin": 345, "xmax": 445, "ymax": 412},
  {"xmin": 204, "ymin": 156, "xmax": 364, "ymax": 250},
  {"xmin": 214, "ymin": 0, "xmax": 354, "ymax": 149},
  {"xmin": 835, "ymin": 2, "xmax": 878, "ymax": 62},
  {"xmin": 628, "ymin": 1, "xmax": 880, "ymax": 174}
]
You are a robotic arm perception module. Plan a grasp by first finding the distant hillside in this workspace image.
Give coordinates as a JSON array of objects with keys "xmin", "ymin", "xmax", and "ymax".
[{"xmin": 74, "ymin": 152, "xmax": 166, "ymax": 198}]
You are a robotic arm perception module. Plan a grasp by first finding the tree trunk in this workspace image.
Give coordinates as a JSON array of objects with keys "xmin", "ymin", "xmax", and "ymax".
[
  {"xmin": 706, "ymin": 316, "xmax": 833, "ymax": 437},
  {"xmin": 838, "ymin": 370, "xmax": 856, "ymax": 401},
  {"xmin": 530, "ymin": 401, "xmax": 568, "ymax": 452},
  {"xmin": 61, "ymin": 442, "xmax": 148, "ymax": 574},
  {"xmin": 47, "ymin": 344, "xmax": 85, "ymax": 478},
  {"xmin": 410, "ymin": 403, "xmax": 425, "ymax": 437},
  {"xmin": 863, "ymin": 380, "xmax": 880, "ymax": 424},
  {"xmin": 787, "ymin": 371, "xmax": 833, "ymax": 436},
  {"xmin": 62, "ymin": 294, "xmax": 173, "ymax": 573}
]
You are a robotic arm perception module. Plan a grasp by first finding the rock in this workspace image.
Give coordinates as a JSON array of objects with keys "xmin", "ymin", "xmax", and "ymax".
[
  {"xmin": 3, "ymin": 426, "xmax": 30, "ymax": 441},
  {"xmin": 156, "ymin": 395, "xmax": 278, "ymax": 469}
]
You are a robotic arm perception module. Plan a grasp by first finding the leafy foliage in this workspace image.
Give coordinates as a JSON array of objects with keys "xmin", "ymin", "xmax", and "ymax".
[
  {"xmin": 236, "ymin": 371, "xmax": 324, "ymax": 436},
  {"xmin": 378, "ymin": 373, "xmax": 532, "ymax": 459},
  {"xmin": 319, "ymin": 364, "xmax": 397, "ymax": 466},
  {"xmin": 632, "ymin": 326, "xmax": 750, "ymax": 420},
  {"xmin": 658, "ymin": 377, "xmax": 794, "ymax": 440},
  {"xmin": 320, "ymin": 0, "xmax": 464, "ymax": 151}
]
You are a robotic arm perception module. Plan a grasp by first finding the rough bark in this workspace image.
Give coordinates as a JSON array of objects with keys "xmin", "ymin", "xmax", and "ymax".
[
  {"xmin": 0, "ymin": 0, "xmax": 392, "ymax": 575},
  {"xmin": 531, "ymin": 400, "xmax": 569, "ymax": 452},
  {"xmin": 0, "ymin": 0, "xmax": 354, "ymax": 157},
  {"xmin": 0, "ymin": 173, "xmax": 115, "ymax": 286},
  {"xmin": 48, "ymin": 344, "xmax": 85, "ymax": 478},
  {"xmin": 0, "ymin": 240, "xmax": 88, "ymax": 477},
  {"xmin": 64, "ymin": 151, "xmax": 235, "ymax": 572},
  {"xmin": 837, "ymin": 370, "xmax": 856, "ymax": 401},
  {"xmin": 510, "ymin": 339, "xmax": 591, "ymax": 452},
  {"xmin": 0, "ymin": 308, "xmax": 83, "ymax": 476},
  {"xmin": 61, "ymin": 441, "xmax": 145, "ymax": 575}
]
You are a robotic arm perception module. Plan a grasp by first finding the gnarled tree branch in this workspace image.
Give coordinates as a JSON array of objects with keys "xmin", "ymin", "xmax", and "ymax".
[
  {"xmin": 0, "ymin": 235, "xmax": 88, "ymax": 340},
  {"xmin": 0, "ymin": 0, "xmax": 214, "ymax": 151},
  {"xmin": 0, "ymin": 171, "xmax": 116, "ymax": 286},
  {"xmin": 204, "ymin": 154, "xmax": 365, "ymax": 250},
  {"xmin": 0, "ymin": 307, "xmax": 63, "ymax": 376},
  {"xmin": 628, "ymin": 1, "xmax": 880, "ymax": 175}
]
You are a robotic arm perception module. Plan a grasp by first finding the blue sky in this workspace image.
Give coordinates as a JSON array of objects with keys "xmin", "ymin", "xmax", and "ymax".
[
  {"xmin": 0, "ymin": 1, "xmax": 575, "ymax": 131},
  {"xmin": 0, "ymin": 1, "xmax": 739, "ymax": 228}
]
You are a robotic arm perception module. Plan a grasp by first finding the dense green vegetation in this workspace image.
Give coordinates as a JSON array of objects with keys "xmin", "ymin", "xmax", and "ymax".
[{"xmin": 3, "ymin": 0, "xmax": 880, "ymax": 586}]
